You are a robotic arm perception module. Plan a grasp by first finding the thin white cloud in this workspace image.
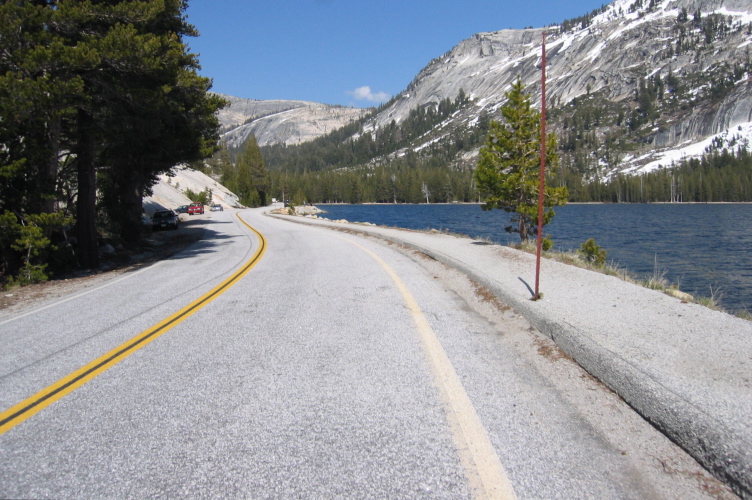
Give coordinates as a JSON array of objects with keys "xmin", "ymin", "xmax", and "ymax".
[{"xmin": 347, "ymin": 86, "xmax": 390, "ymax": 103}]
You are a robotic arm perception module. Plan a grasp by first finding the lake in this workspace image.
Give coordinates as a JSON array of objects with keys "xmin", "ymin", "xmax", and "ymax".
[{"xmin": 317, "ymin": 203, "xmax": 752, "ymax": 314}]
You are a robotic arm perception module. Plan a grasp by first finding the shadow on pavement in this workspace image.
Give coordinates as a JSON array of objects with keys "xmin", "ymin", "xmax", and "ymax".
[
  {"xmin": 518, "ymin": 277, "xmax": 535, "ymax": 298},
  {"xmin": 116, "ymin": 217, "xmax": 241, "ymax": 273}
]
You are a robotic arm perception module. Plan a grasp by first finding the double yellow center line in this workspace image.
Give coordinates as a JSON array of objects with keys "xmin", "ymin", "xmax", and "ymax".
[{"xmin": 0, "ymin": 214, "xmax": 266, "ymax": 435}]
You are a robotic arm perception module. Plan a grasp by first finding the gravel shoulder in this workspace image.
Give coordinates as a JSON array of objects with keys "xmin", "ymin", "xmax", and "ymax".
[{"xmin": 271, "ymin": 211, "xmax": 752, "ymax": 499}]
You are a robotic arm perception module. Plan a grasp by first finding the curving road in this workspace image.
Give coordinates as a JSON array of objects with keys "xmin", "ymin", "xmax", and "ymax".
[{"xmin": 0, "ymin": 209, "xmax": 734, "ymax": 499}]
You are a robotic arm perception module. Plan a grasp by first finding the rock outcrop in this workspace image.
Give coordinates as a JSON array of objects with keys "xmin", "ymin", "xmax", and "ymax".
[
  {"xmin": 371, "ymin": 0, "xmax": 752, "ymax": 172},
  {"xmin": 217, "ymin": 0, "xmax": 752, "ymax": 174},
  {"xmin": 215, "ymin": 94, "xmax": 367, "ymax": 148}
]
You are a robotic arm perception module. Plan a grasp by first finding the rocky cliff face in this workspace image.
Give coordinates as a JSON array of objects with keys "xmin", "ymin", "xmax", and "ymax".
[
  {"xmin": 370, "ymin": 0, "xmax": 752, "ymax": 173},
  {"xmin": 218, "ymin": 0, "xmax": 752, "ymax": 174},
  {"xmin": 215, "ymin": 94, "xmax": 367, "ymax": 149}
]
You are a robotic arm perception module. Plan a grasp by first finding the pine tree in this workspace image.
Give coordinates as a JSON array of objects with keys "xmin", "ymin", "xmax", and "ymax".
[
  {"xmin": 247, "ymin": 136, "xmax": 271, "ymax": 206},
  {"xmin": 473, "ymin": 78, "xmax": 568, "ymax": 241},
  {"xmin": 0, "ymin": 0, "xmax": 225, "ymax": 270},
  {"xmin": 66, "ymin": 0, "xmax": 224, "ymax": 249},
  {"xmin": 233, "ymin": 135, "xmax": 270, "ymax": 207},
  {"xmin": 0, "ymin": 1, "xmax": 70, "ymax": 216}
]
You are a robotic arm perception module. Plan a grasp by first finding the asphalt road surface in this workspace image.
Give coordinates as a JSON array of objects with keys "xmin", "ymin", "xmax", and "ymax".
[{"xmin": 0, "ymin": 209, "xmax": 736, "ymax": 499}]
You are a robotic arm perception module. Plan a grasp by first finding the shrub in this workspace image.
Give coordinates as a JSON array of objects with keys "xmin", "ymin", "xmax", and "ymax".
[
  {"xmin": 184, "ymin": 187, "xmax": 212, "ymax": 205},
  {"xmin": 1, "ymin": 211, "xmax": 74, "ymax": 286},
  {"xmin": 578, "ymin": 238, "xmax": 607, "ymax": 266},
  {"xmin": 542, "ymin": 235, "xmax": 554, "ymax": 251},
  {"xmin": 696, "ymin": 285, "xmax": 724, "ymax": 311}
]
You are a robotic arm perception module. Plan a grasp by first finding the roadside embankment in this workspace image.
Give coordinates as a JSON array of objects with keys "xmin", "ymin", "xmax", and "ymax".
[{"xmin": 269, "ymin": 211, "xmax": 752, "ymax": 499}]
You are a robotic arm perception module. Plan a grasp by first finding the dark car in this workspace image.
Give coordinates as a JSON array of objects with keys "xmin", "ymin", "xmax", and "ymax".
[
  {"xmin": 152, "ymin": 210, "xmax": 179, "ymax": 230},
  {"xmin": 175, "ymin": 205, "xmax": 189, "ymax": 214}
]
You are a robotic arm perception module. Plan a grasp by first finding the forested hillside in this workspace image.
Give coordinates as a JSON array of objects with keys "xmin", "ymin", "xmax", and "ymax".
[{"xmin": 221, "ymin": 80, "xmax": 752, "ymax": 205}]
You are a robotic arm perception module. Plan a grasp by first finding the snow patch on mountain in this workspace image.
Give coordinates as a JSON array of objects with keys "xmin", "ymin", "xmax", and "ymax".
[
  {"xmin": 213, "ymin": 0, "xmax": 752, "ymax": 182},
  {"xmin": 350, "ymin": 0, "xmax": 752, "ymax": 175},
  {"xmin": 625, "ymin": 121, "xmax": 752, "ymax": 174}
]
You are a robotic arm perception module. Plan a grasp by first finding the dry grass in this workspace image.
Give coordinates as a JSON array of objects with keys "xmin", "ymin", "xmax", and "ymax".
[
  {"xmin": 471, "ymin": 280, "xmax": 511, "ymax": 313},
  {"xmin": 735, "ymin": 309, "xmax": 752, "ymax": 320},
  {"xmin": 533, "ymin": 336, "xmax": 572, "ymax": 362},
  {"xmin": 641, "ymin": 270, "xmax": 671, "ymax": 291},
  {"xmin": 695, "ymin": 286, "xmax": 724, "ymax": 311}
]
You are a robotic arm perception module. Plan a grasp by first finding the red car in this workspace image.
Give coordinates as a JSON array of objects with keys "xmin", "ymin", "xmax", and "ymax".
[{"xmin": 188, "ymin": 202, "xmax": 204, "ymax": 215}]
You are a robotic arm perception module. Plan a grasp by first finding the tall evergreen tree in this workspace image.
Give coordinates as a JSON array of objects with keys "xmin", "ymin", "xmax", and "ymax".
[
  {"xmin": 473, "ymin": 78, "xmax": 568, "ymax": 241},
  {"xmin": 247, "ymin": 136, "xmax": 271, "ymax": 206},
  {"xmin": 231, "ymin": 135, "xmax": 270, "ymax": 207},
  {"xmin": 0, "ymin": 0, "xmax": 225, "ymax": 271},
  {"xmin": 0, "ymin": 0, "xmax": 70, "ymax": 216}
]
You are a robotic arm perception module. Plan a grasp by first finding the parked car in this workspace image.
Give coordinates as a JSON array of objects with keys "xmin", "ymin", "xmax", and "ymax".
[
  {"xmin": 152, "ymin": 210, "xmax": 179, "ymax": 230},
  {"xmin": 210, "ymin": 203, "xmax": 223, "ymax": 212},
  {"xmin": 175, "ymin": 205, "xmax": 189, "ymax": 214},
  {"xmin": 188, "ymin": 202, "xmax": 204, "ymax": 215}
]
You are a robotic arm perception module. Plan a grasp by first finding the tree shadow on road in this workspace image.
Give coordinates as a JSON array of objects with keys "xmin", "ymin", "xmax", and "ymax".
[
  {"xmin": 0, "ymin": 217, "xmax": 242, "ymax": 314},
  {"xmin": 123, "ymin": 218, "xmax": 243, "ymax": 268}
]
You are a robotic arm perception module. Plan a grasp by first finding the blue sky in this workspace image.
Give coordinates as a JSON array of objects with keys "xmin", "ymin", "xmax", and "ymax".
[{"xmin": 185, "ymin": 0, "xmax": 609, "ymax": 107}]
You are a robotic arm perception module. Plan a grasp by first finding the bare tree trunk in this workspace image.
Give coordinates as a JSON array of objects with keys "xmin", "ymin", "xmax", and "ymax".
[
  {"xmin": 519, "ymin": 214, "xmax": 528, "ymax": 241},
  {"xmin": 518, "ymin": 190, "xmax": 528, "ymax": 241},
  {"xmin": 39, "ymin": 116, "xmax": 61, "ymax": 214},
  {"xmin": 121, "ymin": 181, "xmax": 143, "ymax": 244},
  {"xmin": 75, "ymin": 110, "xmax": 99, "ymax": 269}
]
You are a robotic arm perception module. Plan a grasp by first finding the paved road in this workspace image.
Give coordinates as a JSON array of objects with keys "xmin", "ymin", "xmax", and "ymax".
[{"xmin": 0, "ymin": 209, "xmax": 735, "ymax": 498}]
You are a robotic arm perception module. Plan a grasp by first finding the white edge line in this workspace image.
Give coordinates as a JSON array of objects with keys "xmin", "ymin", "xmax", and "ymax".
[{"xmin": 0, "ymin": 261, "xmax": 164, "ymax": 327}]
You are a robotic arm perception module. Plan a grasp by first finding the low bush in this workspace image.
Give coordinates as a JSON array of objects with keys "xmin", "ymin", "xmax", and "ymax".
[
  {"xmin": 1, "ymin": 211, "xmax": 75, "ymax": 286},
  {"xmin": 578, "ymin": 238, "xmax": 607, "ymax": 266}
]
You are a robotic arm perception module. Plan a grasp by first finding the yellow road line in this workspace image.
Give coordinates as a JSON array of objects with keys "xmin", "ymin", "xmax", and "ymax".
[
  {"xmin": 343, "ymin": 237, "xmax": 517, "ymax": 500},
  {"xmin": 0, "ymin": 213, "xmax": 266, "ymax": 435}
]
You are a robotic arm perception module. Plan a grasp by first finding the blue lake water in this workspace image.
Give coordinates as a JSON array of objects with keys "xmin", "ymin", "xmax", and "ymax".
[{"xmin": 318, "ymin": 203, "xmax": 752, "ymax": 313}]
